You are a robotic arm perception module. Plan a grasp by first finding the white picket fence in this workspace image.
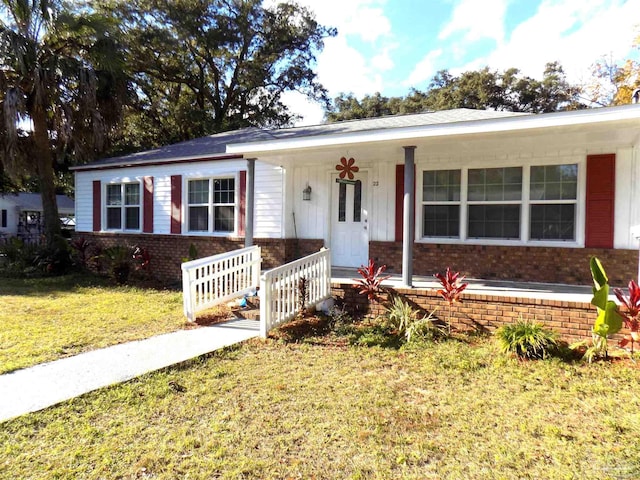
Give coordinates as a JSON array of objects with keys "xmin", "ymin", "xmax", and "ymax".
[
  {"xmin": 259, "ymin": 248, "xmax": 331, "ymax": 338},
  {"xmin": 181, "ymin": 246, "xmax": 261, "ymax": 322}
]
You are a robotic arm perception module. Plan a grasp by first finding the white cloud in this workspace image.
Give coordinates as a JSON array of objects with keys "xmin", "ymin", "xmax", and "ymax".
[
  {"xmin": 439, "ymin": 0, "xmax": 510, "ymax": 44},
  {"xmin": 316, "ymin": 36, "xmax": 385, "ymax": 96},
  {"xmin": 273, "ymin": 0, "xmax": 395, "ymax": 124},
  {"xmin": 457, "ymin": 0, "xmax": 638, "ymax": 83},
  {"xmin": 280, "ymin": 91, "xmax": 326, "ymax": 126},
  {"xmin": 404, "ymin": 49, "xmax": 443, "ymax": 88}
]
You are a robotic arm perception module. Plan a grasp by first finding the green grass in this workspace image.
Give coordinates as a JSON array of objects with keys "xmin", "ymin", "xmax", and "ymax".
[
  {"xmin": 1, "ymin": 337, "xmax": 639, "ymax": 479},
  {"xmin": 0, "ymin": 274, "xmax": 186, "ymax": 374}
]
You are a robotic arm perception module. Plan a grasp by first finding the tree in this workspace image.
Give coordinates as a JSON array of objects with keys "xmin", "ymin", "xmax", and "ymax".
[
  {"xmin": 0, "ymin": 0, "xmax": 128, "ymax": 240},
  {"xmin": 104, "ymin": 0, "xmax": 336, "ymax": 152},
  {"xmin": 588, "ymin": 35, "xmax": 640, "ymax": 106},
  {"xmin": 326, "ymin": 63, "xmax": 585, "ymax": 122}
]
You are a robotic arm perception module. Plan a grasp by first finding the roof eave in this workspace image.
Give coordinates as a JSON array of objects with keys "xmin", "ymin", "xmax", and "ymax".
[
  {"xmin": 227, "ymin": 105, "xmax": 640, "ymax": 154},
  {"xmin": 71, "ymin": 153, "xmax": 245, "ymax": 172}
]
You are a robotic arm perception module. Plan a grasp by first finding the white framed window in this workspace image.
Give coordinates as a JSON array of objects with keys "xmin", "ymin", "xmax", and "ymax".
[
  {"xmin": 467, "ymin": 167, "xmax": 522, "ymax": 239},
  {"xmin": 420, "ymin": 162, "xmax": 579, "ymax": 244},
  {"xmin": 187, "ymin": 177, "xmax": 236, "ymax": 233},
  {"xmin": 529, "ymin": 164, "xmax": 577, "ymax": 241},
  {"xmin": 105, "ymin": 182, "xmax": 141, "ymax": 231},
  {"xmin": 422, "ymin": 169, "xmax": 461, "ymax": 238}
]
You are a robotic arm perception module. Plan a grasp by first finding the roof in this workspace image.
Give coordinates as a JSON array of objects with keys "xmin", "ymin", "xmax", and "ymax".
[
  {"xmin": 0, "ymin": 193, "xmax": 75, "ymax": 213},
  {"xmin": 72, "ymin": 105, "xmax": 640, "ymax": 170},
  {"xmin": 72, "ymin": 109, "xmax": 526, "ymax": 171}
]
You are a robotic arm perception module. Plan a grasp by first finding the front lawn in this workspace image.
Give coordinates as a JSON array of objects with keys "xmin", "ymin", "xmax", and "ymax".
[
  {"xmin": 0, "ymin": 274, "xmax": 186, "ymax": 374},
  {"xmin": 1, "ymin": 336, "xmax": 639, "ymax": 479}
]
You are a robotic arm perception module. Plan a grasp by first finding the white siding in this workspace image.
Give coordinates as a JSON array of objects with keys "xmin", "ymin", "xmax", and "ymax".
[
  {"xmin": 0, "ymin": 198, "xmax": 19, "ymax": 236},
  {"xmin": 75, "ymin": 160, "xmax": 283, "ymax": 238}
]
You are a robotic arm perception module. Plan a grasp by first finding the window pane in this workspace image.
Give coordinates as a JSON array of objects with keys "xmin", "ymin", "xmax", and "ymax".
[
  {"xmin": 468, "ymin": 167, "xmax": 522, "ymax": 201},
  {"xmin": 189, "ymin": 206, "xmax": 208, "ymax": 231},
  {"xmin": 214, "ymin": 178, "xmax": 235, "ymax": 204},
  {"xmin": 468, "ymin": 205, "xmax": 521, "ymax": 239},
  {"xmin": 530, "ymin": 164, "xmax": 577, "ymax": 201},
  {"xmin": 353, "ymin": 180, "xmax": 362, "ymax": 222},
  {"xmin": 338, "ymin": 182, "xmax": 346, "ymax": 222},
  {"xmin": 106, "ymin": 185, "xmax": 121, "ymax": 206},
  {"xmin": 125, "ymin": 206, "xmax": 140, "ymax": 230},
  {"xmin": 106, "ymin": 207, "xmax": 121, "ymax": 229},
  {"xmin": 125, "ymin": 184, "xmax": 140, "ymax": 206},
  {"xmin": 423, "ymin": 169, "xmax": 461, "ymax": 202},
  {"xmin": 423, "ymin": 205, "xmax": 459, "ymax": 237},
  {"xmin": 214, "ymin": 205, "xmax": 234, "ymax": 232},
  {"xmin": 530, "ymin": 204, "xmax": 575, "ymax": 240},
  {"xmin": 188, "ymin": 180, "xmax": 209, "ymax": 204}
]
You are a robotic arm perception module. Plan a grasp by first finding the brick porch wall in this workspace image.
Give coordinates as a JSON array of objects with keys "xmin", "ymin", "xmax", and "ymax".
[
  {"xmin": 74, "ymin": 232, "xmax": 324, "ymax": 284},
  {"xmin": 370, "ymin": 241, "xmax": 637, "ymax": 286},
  {"xmin": 332, "ymin": 283, "xmax": 601, "ymax": 343}
]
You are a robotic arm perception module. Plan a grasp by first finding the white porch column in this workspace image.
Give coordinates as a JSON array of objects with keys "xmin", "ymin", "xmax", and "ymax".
[
  {"xmin": 245, "ymin": 158, "xmax": 255, "ymax": 247},
  {"xmin": 402, "ymin": 146, "xmax": 416, "ymax": 287}
]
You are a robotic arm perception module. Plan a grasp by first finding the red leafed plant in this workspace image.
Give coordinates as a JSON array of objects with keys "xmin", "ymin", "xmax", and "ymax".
[
  {"xmin": 613, "ymin": 279, "xmax": 640, "ymax": 353},
  {"xmin": 434, "ymin": 267, "xmax": 468, "ymax": 305},
  {"xmin": 355, "ymin": 259, "xmax": 391, "ymax": 301},
  {"xmin": 434, "ymin": 267, "xmax": 468, "ymax": 333}
]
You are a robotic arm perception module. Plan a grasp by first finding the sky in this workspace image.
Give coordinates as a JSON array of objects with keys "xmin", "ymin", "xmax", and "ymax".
[{"xmin": 279, "ymin": 0, "xmax": 640, "ymax": 125}]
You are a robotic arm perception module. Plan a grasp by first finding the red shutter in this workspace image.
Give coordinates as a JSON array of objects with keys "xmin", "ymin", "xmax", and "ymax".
[
  {"xmin": 238, "ymin": 170, "xmax": 246, "ymax": 236},
  {"xmin": 395, "ymin": 165, "xmax": 404, "ymax": 242},
  {"xmin": 585, "ymin": 154, "xmax": 615, "ymax": 248},
  {"xmin": 394, "ymin": 165, "xmax": 416, "ymax": 242},
  {"xmin": 170, "ymin": 175, "xmax": 182, "ymax": 234},
  {"xmin": 92, "ymin": 180, "xmax": 101, "ymax": 232},
  {"xmin": 143, "ymin": 176, "xmax": 154, "ymax": 233}
]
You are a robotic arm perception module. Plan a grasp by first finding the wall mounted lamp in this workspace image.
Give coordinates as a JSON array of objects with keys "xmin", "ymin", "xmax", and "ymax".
[{"xmin": 302, "ymin": 183, "xmax": 312, "ymax": 201}]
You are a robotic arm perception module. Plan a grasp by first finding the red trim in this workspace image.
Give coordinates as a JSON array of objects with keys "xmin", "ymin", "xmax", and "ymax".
[
  {"xmin": 394, "ymin": 165, "xmax": 416, "ymax": 242},
  {"xmin": 92, "ymin": 181, "xmax": 101, "ymax": 232},
  {"xmin": 586, "ymin": 154, "xmax": 616, "ymax": 248},
  {"xmin": 238, "ymin": 170, "xmax": 247, "ymax": 236},
  {"xmin": 395, "ymin": 165, "xmax": 404, "ymax": 242},
  {"xmin": 143, "ymin": 176, "xmax": 154, "ymax": 233},
  {"xmin": 170, "ymin": 175, "xmax": 182, "ymax": 234},
  {"xmin": 71, "ymin": 154, "xmax": 244, "ymax": 172}
]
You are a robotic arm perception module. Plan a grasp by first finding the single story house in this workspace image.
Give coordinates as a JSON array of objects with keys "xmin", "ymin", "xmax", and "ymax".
[
  {"xmin": 71, "ymin": 105, "xmax": 640, "ymax": 286},
  {"xmin": 0, "ymin": 193, "xmax": 75, "ymax": 241}
]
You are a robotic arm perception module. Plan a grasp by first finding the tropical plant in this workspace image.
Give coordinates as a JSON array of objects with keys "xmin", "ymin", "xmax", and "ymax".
[
  {"xmin": 355, "ymin": 259, "xmax": 391, "ymax": 301},
  {"xmin": 102, "ymin": 246, "xmax": 135, "ymax": 285},
  {"xmin": 70, "ymin": 237, "xmax": 94, "ymax": 269},
  {"xmin": 496, "ymin": 319, "xmax": 558, "ymax": 360},
  {"xmin": 614, "ymin": 280, "xmax": 640, "ymax": 353},
  {"xmin": 434, "ymin": 267, "xmax": 468, "ymax": 333},
  {"xmin": 0, "ymin": 1, "xmax": 128, "ymax": 241},
  {"xmin": 385, "ymin": 296, "xmax": 444, "ymax": 343}
]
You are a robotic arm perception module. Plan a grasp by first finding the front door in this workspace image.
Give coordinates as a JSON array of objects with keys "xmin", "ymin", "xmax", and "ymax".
[{"xmin": 331, "ymin": 172, "xmax": 368, "ymax": 267}]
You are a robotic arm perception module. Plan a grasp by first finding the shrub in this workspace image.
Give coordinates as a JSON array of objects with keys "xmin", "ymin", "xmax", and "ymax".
[
  {"xmin": 496, "ymin": 319, "xmax": 558, "ymax": 360},
  {"xmin": 385, "ymin": 296, "xmax": 445, "ymax": 343},
  {"xmin": 102, "ymin": 245, "xmax": 135, "ymax": 285},
  {"xmin": 354, "ymin": 259, "xmax": 390, "ymax": 301}
]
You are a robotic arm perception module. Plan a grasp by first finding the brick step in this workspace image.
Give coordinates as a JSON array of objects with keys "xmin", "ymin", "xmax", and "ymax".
[{"xmin": 233, "ymin": 308, "xmax": 260, "ymax": 321}]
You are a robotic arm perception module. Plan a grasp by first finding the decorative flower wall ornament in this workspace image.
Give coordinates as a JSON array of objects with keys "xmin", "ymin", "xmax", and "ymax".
[{"xmin": 336, "ymin": 157, "xmax": 359, "ymax": 180}]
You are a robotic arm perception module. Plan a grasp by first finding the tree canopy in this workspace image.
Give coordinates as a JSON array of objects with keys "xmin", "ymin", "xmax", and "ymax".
[
  {"xmin": 0, "ymin": 0, "xmax": 129, "ymax": 238},
  {"xmin": 326, "ymin": 62, "xmax": 585, "ymax": 122},
  {"xmin": 104, "ymin": 0, "xmax": 336, "ymax": 154}
]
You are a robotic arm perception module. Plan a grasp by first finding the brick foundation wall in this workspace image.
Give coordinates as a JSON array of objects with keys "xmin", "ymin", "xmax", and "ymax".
[
  {"xmin": 74, "ymin": 232, "xmax": 324, "ymax": 284},
  {"xmin": 370, "ymin": 241, "xmax": 637, "ymax": 286},
  {"xmin": 332, "ymin": 283, "xmax": 601, "ymax": 343}
]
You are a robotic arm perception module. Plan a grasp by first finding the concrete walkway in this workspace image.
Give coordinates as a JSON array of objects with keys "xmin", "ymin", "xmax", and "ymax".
[{"xmin": 0, "ymin": 318, "xmax": 259, "ymax": 423}]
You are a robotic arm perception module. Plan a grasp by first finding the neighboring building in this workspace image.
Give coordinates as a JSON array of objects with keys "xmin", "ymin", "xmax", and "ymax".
[
  {"xmin": 0, "ymin": 193, "xmax": 75, "ymax": 242},
  {"xmin": 71, "ymin": 105, "xmax": 640, "ymax": 285}
]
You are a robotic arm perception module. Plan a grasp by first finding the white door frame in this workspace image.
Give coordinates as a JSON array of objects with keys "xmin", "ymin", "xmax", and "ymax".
[{"xmin": 327, "ymin": 169, "xmax": 370, "ymax": 267}]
